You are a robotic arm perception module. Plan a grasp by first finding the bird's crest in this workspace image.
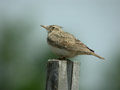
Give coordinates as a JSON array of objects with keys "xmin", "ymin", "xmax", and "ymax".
[{"xmin": 50, "ymin": 25, "xmax": 63, "ymax": 28}]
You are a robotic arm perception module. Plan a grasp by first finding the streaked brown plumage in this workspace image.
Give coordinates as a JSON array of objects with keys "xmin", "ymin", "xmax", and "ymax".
[{"xmin": 41, "ymin": 25, "xmax": 104, "ymax": 59}]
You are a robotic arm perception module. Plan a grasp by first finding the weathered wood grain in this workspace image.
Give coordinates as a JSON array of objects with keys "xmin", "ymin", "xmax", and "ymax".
[{"xmin": 46, "ymin": 59, "xmax": 80, "ymax": 90}]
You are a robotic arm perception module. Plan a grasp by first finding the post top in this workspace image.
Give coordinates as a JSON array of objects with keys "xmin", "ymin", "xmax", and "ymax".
[{"xmin": 48, "ymin": 59, "xmax": 80, "ymax": 64}]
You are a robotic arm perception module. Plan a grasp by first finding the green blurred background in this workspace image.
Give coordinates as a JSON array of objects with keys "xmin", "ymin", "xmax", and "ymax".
[{"xmin": 0, "ymin": 0, "xmax": 120, "ymax": 90}]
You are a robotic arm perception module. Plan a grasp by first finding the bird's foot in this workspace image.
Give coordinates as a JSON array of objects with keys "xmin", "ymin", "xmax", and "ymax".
[{"xmin": 58, "ymin": 57, "xmax": 67, "ymax": 60}]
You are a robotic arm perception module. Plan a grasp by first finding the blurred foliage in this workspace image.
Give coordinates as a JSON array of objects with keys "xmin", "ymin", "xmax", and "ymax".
[{"xmin": 0, "ymin": 19, "xmax": 56, "ymax": 90}]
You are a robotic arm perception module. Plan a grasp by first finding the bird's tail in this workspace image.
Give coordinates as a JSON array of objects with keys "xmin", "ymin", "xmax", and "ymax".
[{"xmin": 92, "ymin": 53, "xmax": 104, "ymax": 60}]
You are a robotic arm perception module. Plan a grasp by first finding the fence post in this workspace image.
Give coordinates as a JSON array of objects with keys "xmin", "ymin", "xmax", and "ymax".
[{"xmin": 46, "ymin": 59, "xmax": 80, "ymax": 90}]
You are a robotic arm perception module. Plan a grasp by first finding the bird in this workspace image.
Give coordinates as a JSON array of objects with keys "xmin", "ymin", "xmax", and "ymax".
[{"xmin": 40, "ymin": 25, "xmax": 104, "ymax": 60}]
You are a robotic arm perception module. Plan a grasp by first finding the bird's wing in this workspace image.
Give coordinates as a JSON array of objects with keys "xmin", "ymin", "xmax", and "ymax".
[
  {"xmin": 71, "ymin": 39, "xmax": 94, "ymax": 52},
  {"xmin": 48, "ymin": 31, "xmax": 94, "ymax": 53}
]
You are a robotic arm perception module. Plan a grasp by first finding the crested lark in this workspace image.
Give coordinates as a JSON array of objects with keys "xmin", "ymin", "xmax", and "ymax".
[{"xmin": 41, "ymin": 25, "xmax": 104, "ymax": 59}]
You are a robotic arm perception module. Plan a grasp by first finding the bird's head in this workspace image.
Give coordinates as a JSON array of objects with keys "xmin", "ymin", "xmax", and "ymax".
[{"xmin": 40, "ymin": 25, "xmax": 62, "ymax": 33}]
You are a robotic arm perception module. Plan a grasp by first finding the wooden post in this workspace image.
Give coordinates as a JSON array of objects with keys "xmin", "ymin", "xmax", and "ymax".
[{"xmin": 46, "ymin": 59, "xmax": 80, "ymax": 90}]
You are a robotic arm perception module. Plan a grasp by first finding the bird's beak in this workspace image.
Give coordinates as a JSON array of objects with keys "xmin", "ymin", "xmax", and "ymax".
[{"xmin": 40, "ymin": 25, "xmax": 48, "ymax": 30}]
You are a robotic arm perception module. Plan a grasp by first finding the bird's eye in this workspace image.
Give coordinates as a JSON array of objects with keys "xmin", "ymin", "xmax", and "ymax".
[{"xmin": 51, "ymin": 27, "xmax": 55, "ymax": 30}]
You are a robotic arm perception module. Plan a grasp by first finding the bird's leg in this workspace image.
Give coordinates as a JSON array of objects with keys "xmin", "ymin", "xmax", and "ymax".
[
  {"xmin": 58, "ymin": 57, "xmax": 73, "ymax": 63},
  {"xmin": 58, "ymin": 56, "xmax": 67, "ymax": 60}
]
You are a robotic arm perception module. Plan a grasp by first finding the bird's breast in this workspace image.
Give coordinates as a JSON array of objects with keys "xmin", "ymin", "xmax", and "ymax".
[{"xmin": 48, "ymin": 44, "xmax": 77, "ymax": 58}]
